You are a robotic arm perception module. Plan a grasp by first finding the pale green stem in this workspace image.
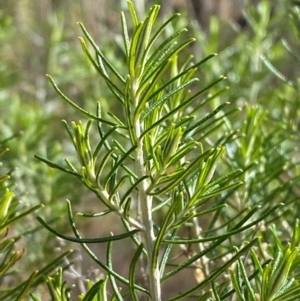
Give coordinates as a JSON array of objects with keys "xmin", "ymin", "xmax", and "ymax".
[
  {"xmin": 135, "ymin": 141, "xmax": 161, "ymax": 301},
  {"xmin": 133, "ymin": 82, "xmax": 161, "ymax": 301},
  {"xmin": 192, "ymin": 214, "xmax": 210, "ymax": 279}
]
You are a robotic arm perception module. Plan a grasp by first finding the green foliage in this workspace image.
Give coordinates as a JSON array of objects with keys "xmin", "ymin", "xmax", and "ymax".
[
  {"xmin": 0, "ymin": 147, "xmax": 75, "ymax": 301},
  {"xmin": 0, "ymin": 149, "xmax": 24, "ymax": 278},
  {"xmin": 0, "ymin": 148, "xmax": 37, "ymax": 300},
  {"xmin": 229, "ymin": 221, "xmax": 300, "ymax": 301},
  {"xmin": 0, "ymin": 0, "xmax": 300, "ymax": 300},
  {"xmin": 30, "ymin": 1, "xmax": 300, "ymax": 301},
  {"xmin": 31, "ymin": 268, "xmax": 73, "ymax": 301}
]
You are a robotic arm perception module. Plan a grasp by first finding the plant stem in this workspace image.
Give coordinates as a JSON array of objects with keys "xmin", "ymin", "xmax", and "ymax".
[
  {"xmin": 192, "ymin": 215, "xmax": 209, "ymax": 280},
  {"xmin": 133, "ymin": 87, "xmax": 161, "ymax": 301}
]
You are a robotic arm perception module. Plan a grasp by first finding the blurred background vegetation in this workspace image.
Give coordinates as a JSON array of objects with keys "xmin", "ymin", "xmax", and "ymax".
[{"xmin": 0, "ymin": 0, "xmax": 299, "ymax": 299}]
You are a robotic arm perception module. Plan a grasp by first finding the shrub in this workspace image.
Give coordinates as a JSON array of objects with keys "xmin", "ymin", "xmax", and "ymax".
[
  {"xmin": 1, "ymin": 1, "xmax": 300, "ymax": 300},
  {"xmin": 32, "ymin": 1, "xmax": 300, "ymax": 301}
]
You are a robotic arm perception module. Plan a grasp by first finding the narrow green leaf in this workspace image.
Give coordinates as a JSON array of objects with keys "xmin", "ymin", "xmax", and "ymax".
[
  {"xmin": 62, "ymin": 120, "xmax": 76, "ymax": 149},
  {"xmin": 196, "ymin": 147, "xmax": 223, "ymax": 190},
  {"xmin": 142, "ymin": 28, "xmax": 188, "ymax": 81},
  {"xmin": 152, "ymin": 196, "xmax": 172, "ymax": 212},
  {"xmin": 104, "ymin": 145, "xmax": 137, "ymax": 189},
  {"xmin": 123, "ymin": 197, "xmax": 132, "ymax": 218},
  {"xmin": 64, "ymin": 158, "xmax": 78, "ymax": 174},
  {"xmin": 144, "ymin": 13, "xmax": 181, "ymax": 61},
  {"xmin": 145, "ymin": 54, "xmax": 217, "ymax": 105},
  {"xmin": 292, "ymin": 219, "xmax": 300, "ymax": 248},
  {"xmin": 129, "ymin": 244, "xmax": 144, "ymax": 301},
  {"xmin": 77, "ymin": 209, "xmax": 112, "ymax": 218},
  {"xmin": 211, "ymin": 282, "xmax": 221, "ymax": 301},
  {"xmin": 154, "ymin": 167, "xmax": 186, "ymax": 186},
  {"xmin": 238, "ymin": 257, "xmax": 257, "ymax": 301},
  {"xmin": 36, "ymin": 216, "xmax": 140, "ymax": 243},
  {"xmin": 184, "ymin": 102, "xmax": 230, "ymax": 137},
  {"xmin": 107, "ymin": 241, "xmax": 124, "ymax": 301},
  {"xmin": 121, "ymin": 11, "xmax": 130, "ymax": 58},
  {"xmin": 127, "ymin": 0, "xmax": 139, "ymax": 27},
  {"xmin": 107, "ymin": 112, "xmax": 126, "ymax": 128},
  {"xmin": 108, "ymin": 175, "xmax": 130, "ymax": 201},
  {"xmin": 153, "ymin": 191, "xmax": 183, "ymax": 272},
  {"xmin": 46, "ymin": 75, "xmax": 116, "ymax": 124},
  {"xmin": 196, "ymin": 181, "xmax": 243, "ymax": 202},
  {"xmin": 159, "ymin": 230, "xmax": 176, "ymax": 277},
  {"xmin": 78, "ymin": 22, "xmax": 125, "ymax": 84},
  {"xmin": 140, "ymin": 76, "xmax": 225, "ymax": 138},
  {"xmin": 30, "ymin": 294, "xmax": 41, "ymax": 301},
  {"xmin": 134, "ymin": 60, "xmax": 170, "ymax": 117},
  {"xmin": 93, "ymin": 127, "xmax": 118, "ymax": 161},
  {"xmin": 108, "ymin": 158, "xmax": 118, "ymax": 197},
  {"xmin": 97, "ymin": 118, "xmax": 137, "ymax": 179},
  {"xmin": 96, "ymin": 147, "xmax": 117, "ymax": 184},
  {"xmin": 79, "ymin": 38, "xmax": 125, "ymax": 102},
  {"xmin": 14, "ymin": 271, "xmax": 39, "ymax": 301},
  {"xmin": 192, "ymin": 204, "xmax": 227, "ymax": 218},
  {"xmin": 142, "ymin": 38, "xmax": 196, "ymax": 86},
  {"xmin": 82, "ymin": 278, "xmax": 107, "ymax": 301},
  {"xmin": 113, "ymin": 140, "xmax": 135, "ymax": 161},
  {"xmin": 140, "ymin": 78, "xmax": 199, "ymax": 120},
  {"xmin": 134, "ymin": 21, "xmax": 150, "ymax": 73},
  {"xmin": 250, "ymin": 248, "xmax": 264, "ymax": 275},
  {"xmin": 34, "ymin": 155, "xmax": 82, "ymax": 178},
  {"xmin": 0, "ymin": 204, "xmax": 43, "ymax": 231},
  {"xmin": 229, "ymin": 268, "xmax": 244, "ymax": 301},
  {"xmin": 261, "ymin": 55, "xmax": 297, "ymax": 89},
  {"xmin": 167, "ymin": 141, "xmax": 199, "ymax": 167},
  {"xmin": 173, "ymin": 190, "xmax": 184, "ymax": 219},
  {"xmin": 149, "ymin": 148, "xmax": 214, "ymax": 195},
  {"xmin": 161, "ymin": 124, "xmax": 184, "ymax": 164},
  {"xmin": 120, "ymin": 175, "xmax": 149, "ymax": 206},
  {"xmin": 124, "ymin": 75, "xmax": 137, "ymax": 144},
  {"xmin": 142, "ymin": 5, "xmax": 159, "ymax": 50},
  {"xmin": 274, "ymin": 283, "xmax": 300, "ymax": 301},
  {"xmin": 96, "ymin": 49, "xmax": 109, "ymax": 77},
  {"xmin": 99, "ymin": 277, "xmax": 109, "ymax": 301},
  {"xmin": 136, "ymin": 5, "xmax": 160, "ymax": 72},
  {"xmin": 128, "ymin": 22, "xmax": 144, "ymax": 77},
  {"xmin": 169, "ymin": 212, "xmax": 195, "ymax": 230},
  {"xmin": 282, "ymin": 38, "xmax": 300, "ymax": 62}
]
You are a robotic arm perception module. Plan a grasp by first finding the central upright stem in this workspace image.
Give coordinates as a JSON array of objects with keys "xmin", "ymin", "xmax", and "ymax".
[{"xmin": 132, "ymin": 81, "xmax": 161, "ymax": 301}]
